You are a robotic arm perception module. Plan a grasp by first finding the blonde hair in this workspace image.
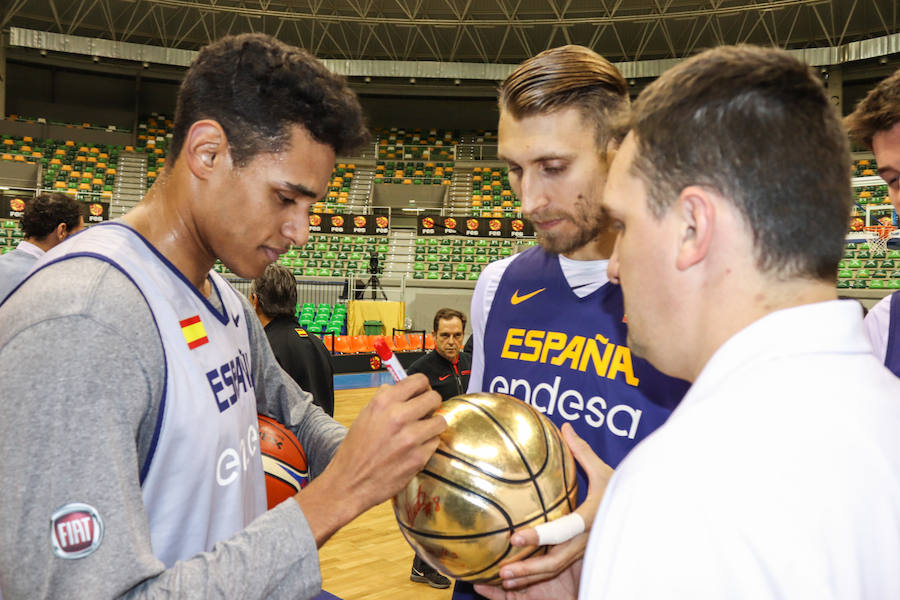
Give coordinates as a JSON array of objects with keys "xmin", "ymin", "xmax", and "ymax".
[{"xmin": 499, "ymin": 45, "xmax": 629, "ymax": 150}]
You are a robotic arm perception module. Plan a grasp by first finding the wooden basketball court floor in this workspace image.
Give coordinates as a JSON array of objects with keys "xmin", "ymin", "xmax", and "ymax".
[{"xmin": 319, "ymin": 386, "xmax": 453, "ymax": 600}]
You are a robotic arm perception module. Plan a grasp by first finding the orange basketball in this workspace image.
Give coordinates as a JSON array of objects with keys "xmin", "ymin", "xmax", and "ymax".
[{"xmin": 258, "ymin": 414, "xmax": 309, "ymax": 509}]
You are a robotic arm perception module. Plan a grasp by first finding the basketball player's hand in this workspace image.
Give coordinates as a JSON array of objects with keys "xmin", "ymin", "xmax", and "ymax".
[
  {"xmin": 494, "ymin": 424, "xmax": 613, "ymax": 589},
  {"xmin": 296, "ymin": 374, "xmax": 444, "ymax": 546},
  {"xmin": 473, "ymin": 559, "xmax": 581, "ymax": 600}
]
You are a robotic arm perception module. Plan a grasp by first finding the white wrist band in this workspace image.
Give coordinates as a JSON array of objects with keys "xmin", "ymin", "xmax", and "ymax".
[{"xmin": 533, "ymin": 513, "xmax": 586, "ymax": 546}]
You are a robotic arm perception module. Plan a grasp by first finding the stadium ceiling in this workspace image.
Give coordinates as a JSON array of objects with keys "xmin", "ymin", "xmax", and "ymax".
[{"xmin": 3, "ymin": 0, "xmax": 900, "ymax": 64}]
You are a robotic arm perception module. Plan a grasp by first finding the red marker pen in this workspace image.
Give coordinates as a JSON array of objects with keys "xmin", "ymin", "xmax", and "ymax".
[{"xmin": 374, "ymin": 336, "xmax": 407, "ymax": 383}]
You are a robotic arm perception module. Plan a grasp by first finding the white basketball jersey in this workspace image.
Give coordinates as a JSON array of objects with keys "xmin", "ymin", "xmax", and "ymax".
[{"xmin": 38, "ymin": 222, "xmax": 267, "ymax": 567}]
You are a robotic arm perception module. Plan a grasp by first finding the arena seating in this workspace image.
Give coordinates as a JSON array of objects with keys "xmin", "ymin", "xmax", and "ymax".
[
  {"xmin": 297, "ymin": 301, "xmax": 348, "ymax": 334},
  {"xmin": 853, "ymin": 158, "xmax": 878, "ymax": 177},
  {"xmin": 837, "ymin": 241, "xmax": 900, "ymax": 289},
  {"xmin": 471, "ymin": 165, "xmax": 520, "ymax": 217},
  {"xmin": 5, "ymin": 114, "xmax": 129, "ymax": 133},
  {"xmin": 312, "ymin": 164, "xmax": 358, "ymax": 213},
  {"xmin": 856, "ymin": 183, "xmax": 890, "ymax": 206},
  {"xmin": 374, "ymin": 160, "xmax": 452, "ymax": 185},
  {"xmin": 374, "ymin": 127, "xmax": 457, "ymax": 161},
  {"xmin": 0, "ymin": 220, "xmax": 24, "ymax": 254},
  {"xmin": 1, "ymin": 134, "xmax": 120, "ymax": 200}
]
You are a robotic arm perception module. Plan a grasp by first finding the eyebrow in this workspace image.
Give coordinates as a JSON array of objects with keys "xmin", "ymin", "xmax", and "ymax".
[
  {"xmin": 282, "ymin": 181, "xmax": 320, "ymax": 199},
  {"xmin": 497, "ymin": 151, "xmax": 575, "ymax": 164}
]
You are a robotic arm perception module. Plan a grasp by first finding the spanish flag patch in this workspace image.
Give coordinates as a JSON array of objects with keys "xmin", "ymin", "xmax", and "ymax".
[
  {"xmin": 180, "ymin": 315, "xmax": 209, "ymax": 350},
  {"xmin": 294, "ymin": 328, "xmax": 309, "ymax": 338}
]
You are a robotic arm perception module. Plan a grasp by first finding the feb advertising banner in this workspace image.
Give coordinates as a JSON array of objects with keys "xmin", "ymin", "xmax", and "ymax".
[
  {"xmin": 3, "ymin": 194, "xmax": 109, "ymax": 223},
  {"xmin": 308, "ymin": 211, "xmax": 390, "ymax": 236},
  {"xmin": 4, "ymin": 194, "xmax": 30, "ymax": 219},
  {"xmin": 417, "ymin": 213, "xmax": 534, "ymax": 239},
  {"xmin": 82, "ymin": 201, "xmax": 110, "ymax": 223}
]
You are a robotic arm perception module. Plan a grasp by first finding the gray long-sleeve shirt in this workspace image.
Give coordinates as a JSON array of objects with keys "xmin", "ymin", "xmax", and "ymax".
[{"xmin": 0, "ymin": 256, "xmax": 347, "ymax": 599}]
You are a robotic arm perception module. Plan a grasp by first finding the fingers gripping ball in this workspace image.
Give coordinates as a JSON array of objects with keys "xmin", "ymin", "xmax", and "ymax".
[
  {"xmin": 259, "ymin": 414, "xmax": 309, "ymax": 509},
  {"xmin": 392, "ymin": 393, "xmax": 578, "ymax": 584}
]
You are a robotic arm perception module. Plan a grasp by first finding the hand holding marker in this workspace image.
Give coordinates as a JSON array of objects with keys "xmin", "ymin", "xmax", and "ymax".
[{"xmin": 374, "ymin": 336, "xmax": 407, "ymax": 383}]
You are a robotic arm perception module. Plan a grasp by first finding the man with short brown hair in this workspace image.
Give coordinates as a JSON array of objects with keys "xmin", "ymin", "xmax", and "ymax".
[
  {"xmin": 573, "ymin": 44, "xmax": 900, "ymax": 599},
  {"xmin": 405, "ymin": 307, "xmax": 472, "ymax": 588},
  {"xmin": 0, "ymin": 192, "xmax": 84, "ymax": 302},
  {"xmin": 846, "ymin": 69, "xmax": 900, "ymax": 373}
]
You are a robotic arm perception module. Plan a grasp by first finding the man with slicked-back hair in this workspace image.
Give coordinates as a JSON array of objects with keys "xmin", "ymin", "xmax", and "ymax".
[{"xmin": 463, "ymin": 45, "xmax": 689, "ymax": 600}]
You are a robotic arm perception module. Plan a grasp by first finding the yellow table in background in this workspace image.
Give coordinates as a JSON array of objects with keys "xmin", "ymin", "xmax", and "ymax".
[{"xmin": 347, "ymin": 300, "xmax": 405, "ymax": 336}]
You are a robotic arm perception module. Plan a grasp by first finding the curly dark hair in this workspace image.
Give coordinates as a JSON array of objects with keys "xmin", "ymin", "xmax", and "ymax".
[
  {"xmin": 20, "ymin": 193, "xmax": 83, "ymax": 239},
  {"xmin": 845, "ymin": 68, "xmax": 900, "ymax": 150},
  {"xmin": 170, "ymin": 33, "xmax": 370, "ymax": 167}
]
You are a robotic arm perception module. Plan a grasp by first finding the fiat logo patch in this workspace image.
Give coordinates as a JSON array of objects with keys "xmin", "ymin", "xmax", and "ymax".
[{"xmin": 50, "ymin": 503, "xmax": 104, "ymax": 559}]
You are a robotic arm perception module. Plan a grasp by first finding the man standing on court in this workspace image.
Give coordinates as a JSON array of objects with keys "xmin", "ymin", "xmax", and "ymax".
[
  {"xmin": 0, "ymin": 33, "xmax": 444, "ymax": 600},
  {"xmin": 569, "ymin": 45, "xmax": 900, "ymax": 598},
  {"xmin": 406, "ymin": 307, "xmax": 472, "ymax": 589},
  {"xmin": 846, "ymin": 70, "xmax": 900, "ymax": 373},
  {"xmin": 462, "ymin": 45, "xmax": 689, "ymax": 598},
  {"xmin": 0, "ymin": 192, "xmax": 83, "ymax": 301},
  {"xmin": 251, "ymin": 263, "xmax": 336, "ymax": 417}
]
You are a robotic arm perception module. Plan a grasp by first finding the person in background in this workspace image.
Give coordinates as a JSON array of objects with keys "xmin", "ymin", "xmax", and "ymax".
[
  {"xmin": 404, "ymin": 307, "xmax": 472, "ymax": 589},
  {"xmin": 845, "ymin": 68, "xmax": 900, "ymax": 373},
  {"xmin": 251, "ymin": 263, "xmax": 336, "ymax": 417},
  {"xmin": 0, "ymin": 192, "xmax": 84, "ymax": 301}
]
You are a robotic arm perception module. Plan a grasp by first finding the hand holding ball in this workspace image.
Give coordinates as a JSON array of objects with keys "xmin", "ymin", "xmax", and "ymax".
[{"xmin": 392, "ymin": 393, "xmax": 578, "ymax": 584}]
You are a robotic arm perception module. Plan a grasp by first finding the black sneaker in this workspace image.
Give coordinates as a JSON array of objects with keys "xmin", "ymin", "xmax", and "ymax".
[{"xmin": 410, "ymin": 555, "xmax": 451, "ymax": 589}]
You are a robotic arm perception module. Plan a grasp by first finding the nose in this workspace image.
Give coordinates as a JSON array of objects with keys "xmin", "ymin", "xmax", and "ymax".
[
  {"xmin": 607, "ymin": 234, "xmax": 621, "ymax": 284},
  {"xmin": 890, "ymin": 188, "xmax": 900, "ymax": 214},
  {"xmin": 282, "ymin": 207, "xmax": 310, "ymax": 247},
  {"xmin": 516, "ymin": 170, "xmax": 549, "ymax": 217}
]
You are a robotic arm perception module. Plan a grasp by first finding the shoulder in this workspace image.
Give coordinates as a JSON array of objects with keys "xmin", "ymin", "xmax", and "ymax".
[
  {"xmin": 477, "ymin": 251, "xmax": 524, "ymax": 285},
  {"xmin": 2, "ymin": 256, "xmax": 152, "ymax": 332},
  {"xmin": 407, "ymin": 351, "xmax": 437, "ymax": 374}
]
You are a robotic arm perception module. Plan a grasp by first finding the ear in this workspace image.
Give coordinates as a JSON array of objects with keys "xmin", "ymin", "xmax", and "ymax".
[
  {"xmin": 54, "ymin": 222, "xmax": 68, "ymax": 242},
  {"xmin": 182, "ymin": 120, "xmax": 231, "ymax": 180},
  {"xmin": 249, "ymin": 293, "xmax": 259, "ymax": 310},
  {"xmin": 674, "ymin": 185, "xmax": 715, "ymax": 271}
]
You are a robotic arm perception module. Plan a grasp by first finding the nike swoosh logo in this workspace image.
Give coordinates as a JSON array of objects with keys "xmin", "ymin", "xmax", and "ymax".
[
  {"xmin": 510, "ymin": 288, "xmax": 546, "ymax": 305},
  {"xmin": 438, "ymin": 374, "xmax": 451, "ymax": 381}
]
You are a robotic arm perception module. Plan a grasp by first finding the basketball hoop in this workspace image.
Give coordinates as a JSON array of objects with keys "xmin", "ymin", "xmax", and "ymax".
[{"xmin": 863, "ymin": 225, "xmax": 896, "ymax": 255}]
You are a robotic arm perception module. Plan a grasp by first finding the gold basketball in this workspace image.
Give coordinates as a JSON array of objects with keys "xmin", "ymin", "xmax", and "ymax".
[{"xmin": 392, "ymin": 392, "xmax": 578, "ymax": 584}]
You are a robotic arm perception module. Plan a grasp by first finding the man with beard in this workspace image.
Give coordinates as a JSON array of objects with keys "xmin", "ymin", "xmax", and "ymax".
[{"xmin": 461, "ymin": 45, "xmax": 689, "ymax": 599}]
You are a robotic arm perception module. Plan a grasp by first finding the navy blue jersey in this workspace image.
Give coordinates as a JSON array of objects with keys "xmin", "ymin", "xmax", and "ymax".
[
  {"xmin": 886, "ymin": 291, "xmax": 900, "ymax": 377},
  {"xmin": 453, "ymin": 247, "xmax": 689, "ymax": 600},
  {"xmin": 481, "ymin": 247, "xmax": 688, "ymax": 489}
]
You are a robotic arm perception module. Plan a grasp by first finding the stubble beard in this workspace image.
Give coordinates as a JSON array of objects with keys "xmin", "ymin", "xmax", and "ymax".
[{"xmin": 532, "ymin": 197, "xmax": 610, "ymax": 255}]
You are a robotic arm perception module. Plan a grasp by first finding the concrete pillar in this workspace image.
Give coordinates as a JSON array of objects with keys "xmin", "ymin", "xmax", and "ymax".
[
  {"xmin": 825, "ymin": 64, "xmax": 843, "ymax": 114},
  {"xmin": 0, "ymin": 37, "xmax": 6, "ymax": 118}
]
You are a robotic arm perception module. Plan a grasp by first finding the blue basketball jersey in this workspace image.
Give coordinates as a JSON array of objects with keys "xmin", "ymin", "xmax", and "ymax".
[
  {"xmin": 885, "ymin": 291, "xmax": 900, "ymax": 377},
  {"xmin": 481, "ymin": 247, "xmax": 689, "ymax": 491}
]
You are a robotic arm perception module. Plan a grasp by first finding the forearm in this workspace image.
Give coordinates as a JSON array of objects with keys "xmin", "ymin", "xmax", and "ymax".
[{"xmin": 127, "ymin": 500, "xmax": 322, "ymax": 600}]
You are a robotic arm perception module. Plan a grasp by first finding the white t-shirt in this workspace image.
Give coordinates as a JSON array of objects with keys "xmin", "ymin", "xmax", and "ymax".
[
  {"xmin": 467, "ymin": 252, "xmax": 610, "ymax": 393},
  {"xmin": 580, "ymin": 300, "xmax": 900, "ymax": 599}
]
